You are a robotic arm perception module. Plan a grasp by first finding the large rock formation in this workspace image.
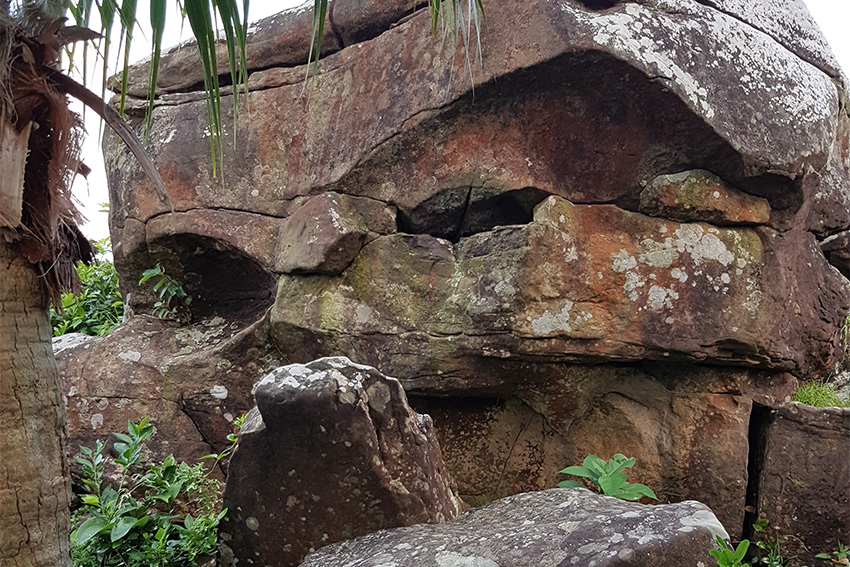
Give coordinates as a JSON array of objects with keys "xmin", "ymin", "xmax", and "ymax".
[
  {"xmin": 55, "ymin": 0, "xmax": 850, "ymax": 548},
  {"xmin": 219, "ymin": 357, "xmax": 463, "ymax": 567},
  {"xmin": 300, "ymin": 488, "xmax": 729, "ymax": 567}
]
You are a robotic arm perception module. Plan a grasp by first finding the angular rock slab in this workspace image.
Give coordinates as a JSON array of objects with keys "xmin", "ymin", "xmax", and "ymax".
[
  {"xmin": 755, "ymin": 402, "xmax": 850, "ymax": 566},
  {"xmin": 639, "ymin": 170, "xmax": 771, "ymax": 225},
  {"xmin": 219, "ymin": 357, "xmax": 463, "ymax": 567},
  {"xmin": 301, "ymin": 488, "xmax": 729, "ymax": 567}
]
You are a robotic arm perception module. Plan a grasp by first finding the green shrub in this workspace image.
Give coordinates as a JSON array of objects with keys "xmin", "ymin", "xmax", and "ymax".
[
  {"xmin": 558, "ymin": 453, "xmax": 657, "ymax": 501},
  {"xmin": 70, "ymin": 418, "xmax": 225, "ymax": 567},
  {"xmin": 50, "ymin": 238, "xmax": 123, "ymax": 337},
  {"xmin": 793, "ymin": 381, "xmax": 849, "ymax": 408}
]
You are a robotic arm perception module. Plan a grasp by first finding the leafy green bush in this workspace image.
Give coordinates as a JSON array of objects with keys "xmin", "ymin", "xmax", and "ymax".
[
  {"xmin": 558, "ymin": 453, "xmax": 657, "ymax": 501},
  {"xmin": 71, "ymin": 418, "xmax": 225, "ymax": 567},
  {"xmin": 793, "ymin": 381, "xmax": 849, "ymax": 408},
  {"xmin": 50, "ymin": 239, "xmax": 124, "ymax": 337}
]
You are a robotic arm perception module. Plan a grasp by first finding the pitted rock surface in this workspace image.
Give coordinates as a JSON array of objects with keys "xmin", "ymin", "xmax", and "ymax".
[
  {"xmin": 220, "ymin": 357, "xmax": 463, "ymax": 567},
  {"xmin": 639, "ymin": 170, "xmax": 771, "ymax": 225},
  {"xmin": 55, "ymin": 314, "xmax": 280, "ymax": 474},
  {"xmin": 300, "ymin": 488, "xmax": 728, "ymax": 567}
]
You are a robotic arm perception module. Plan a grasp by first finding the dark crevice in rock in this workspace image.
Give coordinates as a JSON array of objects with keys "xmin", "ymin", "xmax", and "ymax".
[
  {"xmin": 397, "ymin": 187, "xmax": 549, "ymax": 243},
  {"xmin": 575, "ymin": 0, "xmax": 620, "ymax": 10},
  {"xmin": 326, "ymin": 1, "xmax": 346, "ymax": 51},
  {"xmin": 820, "ymin": 232, "xmax": 850, "ymax": 279},
  {"xmin": 144, "ymin": 206, "xmax": 292, "ymax": 225},
  {"xmin": 143, "ymin": 233, "xmax": 276, "ymax": 321},
  {"xmin": 742, "ymin": 402, "xmax": 775, "ymax": 540}
]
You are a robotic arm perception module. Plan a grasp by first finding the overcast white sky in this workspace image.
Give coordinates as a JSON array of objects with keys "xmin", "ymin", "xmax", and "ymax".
[{"xmin": 71, "ymin": 0, "xmax": 850, "ymax": 241}]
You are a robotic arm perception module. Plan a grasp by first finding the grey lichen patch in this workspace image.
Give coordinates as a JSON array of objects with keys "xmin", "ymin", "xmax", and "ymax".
[
  {"xmin": 531, "ymin": 300, "xmax": 574, "ymax": 335},
  {"xmin": 301, "ymin": 489, "xmax": 726, "ymax": 567}
]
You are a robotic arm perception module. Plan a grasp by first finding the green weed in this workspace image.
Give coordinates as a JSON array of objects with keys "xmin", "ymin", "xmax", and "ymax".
[
  {"xmin": 793, "ymin": 381, "xmax": 848, "ymax": 408},
  {"xmin": 558, "ymin": 453, "xmax": 657, "ymax": 501},
  {"xmin": 50, "ymin": 238, "xmax": 123, "ymax": 337}
]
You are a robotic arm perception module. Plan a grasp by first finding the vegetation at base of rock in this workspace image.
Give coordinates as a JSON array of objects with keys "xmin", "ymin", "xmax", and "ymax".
[
  {"xmin": 710, "ymin": 536, "xmax": 750, "ymax": 567},
  {"xmin": 71, "ymin": 418, "xmax": 225, "ymax": 567},
  {"xmin": 558, "ymin": 453, "xmax": 657, "ymax": 501},
  {"xmin": 50, "ymin": 239, "xmax": 124, "ymax": 337},
  {"xmin": 751, "ymin": 518, "xmax": 791, "ymax": 567},
  {"xmin": 139, "ymin": 263, "xmax": 191, "ymax": 319},
  {"xmin": 793, "ymin": 381, "xmax": 849, "ymax": 408}
]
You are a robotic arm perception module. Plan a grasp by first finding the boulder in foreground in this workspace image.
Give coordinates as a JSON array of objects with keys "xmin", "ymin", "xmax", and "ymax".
[{"xmin": 301, "ymin": 488, "xmax": 729, "ymax": 567}]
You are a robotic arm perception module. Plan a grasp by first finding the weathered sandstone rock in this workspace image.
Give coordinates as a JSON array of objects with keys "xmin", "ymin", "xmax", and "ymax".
[
  {"xmin": 275, "ymin": 192, "xmax": 395, "ymax": 274},
  {"xmin": 301, "ymin": 488, "xmax": 729, "ymax": 567},
  {"xmin": 639, "ymin": 170, "xmax": 771, "ymax": 225},
  {"xmin": 412, "ymin": 364, "xmax": 795, "ymax": 533},
  {"xmin": 220, "ymin": 357, "xmax": 462, "ymax": 567},
  {"xmin": 753, "ymin": 402, "xmax": 850, "ymax": 566}
]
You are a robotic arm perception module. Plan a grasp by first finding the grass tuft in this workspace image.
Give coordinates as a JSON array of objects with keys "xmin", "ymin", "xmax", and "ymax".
[{"xmin": 793, "ymin": 381, "xmax": 849, "ymax": 408}]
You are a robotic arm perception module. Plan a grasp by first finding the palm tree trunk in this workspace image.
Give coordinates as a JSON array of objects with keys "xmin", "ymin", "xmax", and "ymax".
[{"xmin": 0, "ymin": 240, "xmax": 71, "ymax": 567}]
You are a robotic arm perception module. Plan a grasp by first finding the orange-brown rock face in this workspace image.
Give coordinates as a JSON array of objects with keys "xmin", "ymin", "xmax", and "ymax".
[{"xmin": 68, "ymin": 0, "xmax": 850, "ymax": 549}]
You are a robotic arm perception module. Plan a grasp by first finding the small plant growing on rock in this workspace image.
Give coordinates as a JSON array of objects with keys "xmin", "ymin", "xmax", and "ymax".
[
  {"xmin": 710, "ymin": 536, "xmax": 750, "ymax": 567},
  {"xmin": 558, "ymin": 453, "xmax": 657, "ymax": 501},
  {"xmin": 750, "ymin": 518, "xmax": 790, "ymax": 567},
  {"xmin": 71, "ymin": 418, "xmax": 225, "ymax": 567},
  {"xmin": 138, "ymin": 263, "xmax": 191, "ymax": 319}
]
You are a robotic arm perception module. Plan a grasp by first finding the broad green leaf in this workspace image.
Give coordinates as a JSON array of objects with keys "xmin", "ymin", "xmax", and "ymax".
[
  {"xmin": 557, "ymin": 480, "xmax": 584, "ymax": 489},
  {"xmin": 110, "ymin": 516, "xmax": 141, "ymax": 542},
  {"xmin": 112, "ymin": 432, "xmax": 132, "ymax": 444},
  {"xmin": 81, "ymin": 494, "xmax": 100, "ymax": 506},
  {"xmin": 598, "ymin": 472, "xmax": 627, "ymax": 496},
  {"xmin": 559, "ymin": 465, "xmax": 594, "ymax": 480},
  {"xmin": 582, "ymin": 454, "xmax": 606, "ymax": 477},
  {"xmin": 605, "ymin": 455, "xmax": 635, "ymax": 477},
  {"xmin": 732, "ymin": 539, "xmax": 750, "ymax": 564},
  {"xmin": 73, "ymin": 516, "xmax": 110, "ymax": 545}
]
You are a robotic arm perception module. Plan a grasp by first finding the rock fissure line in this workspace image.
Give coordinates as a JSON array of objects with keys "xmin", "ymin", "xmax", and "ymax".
[{"xmin": 691, "ymin": 0, "xmax": 841, "ymax": 81}]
